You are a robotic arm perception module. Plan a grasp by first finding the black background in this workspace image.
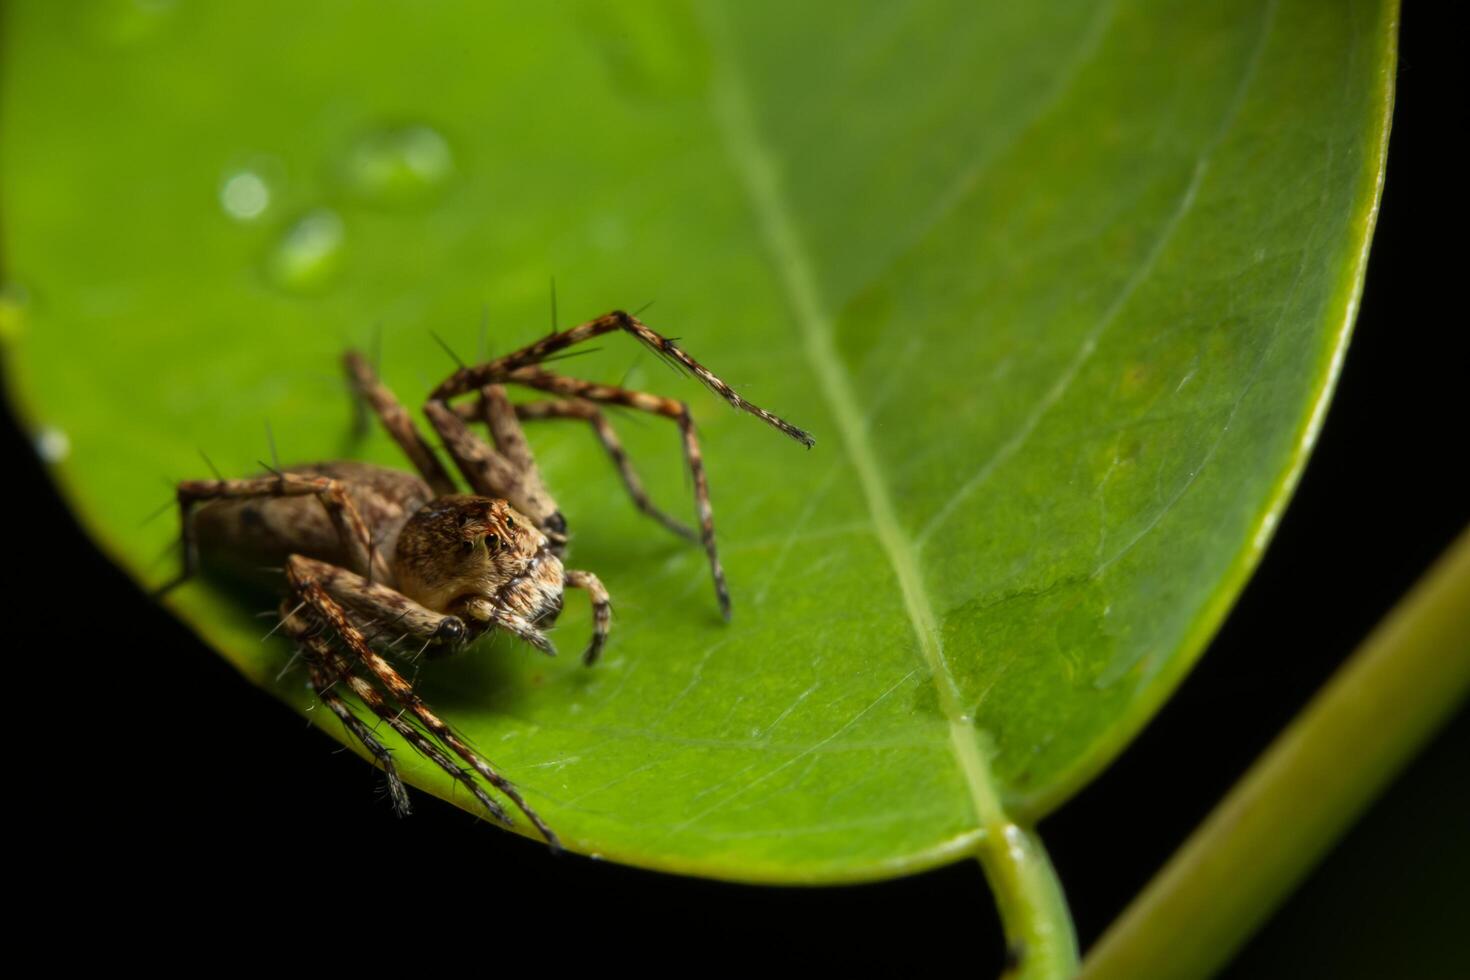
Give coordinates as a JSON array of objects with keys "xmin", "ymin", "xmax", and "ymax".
[{"xmin": 5, "ymin": 6, "xmax": 1464, "ymax": 973}]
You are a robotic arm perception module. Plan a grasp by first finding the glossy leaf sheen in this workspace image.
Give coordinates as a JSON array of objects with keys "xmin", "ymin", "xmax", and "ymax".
[{"xmin": 1, "ymin": 0, "xmax": 1393, "ymax": 880}]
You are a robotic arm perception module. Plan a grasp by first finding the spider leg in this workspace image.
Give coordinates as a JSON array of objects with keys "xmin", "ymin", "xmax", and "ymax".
[
  {"xmin": 285, "ymin": 556, "xmax": 559, "ymax": 845},
  {"xmin": 475, "ymin": 383, "xmax": 536, "ymax": 472},
  {"xmin": 467, "ymin": 371, "xmax": 730, "ymax": 618},
  {"xmin": 564, "ymin": 569, "xmax": 611, "ymax": 666},
  {"xmin": 343, "ymin": 350, "xmax": 458, "ymax": 496},
  {"xmin": 286, "ymin": 555, "xmax": 473, "ymax": 649},
  {"xmin": 452, "ymin": 397, "xmax": 697, "ymax": 542},
  {"xmin": 280, "ymin": 603, "xmax": 516, "ymax": 828},
  {"xmin": 472, "ymin": 383, "xmax": 564, "ymax": 534},
  {"xmin": 429, "ymin": 310, "xmax": 814, "ymax": 448},
  {"xmin": 169, "ymin": 472, "xmax": 386, "ymax": 592},
  {"xmin": 422, "ymin": 397, "xmax": 567, "ymax": 547},
  {"xmin": 425, "ymin": 311, "xmax": 812, "ymax": 617},
  {"xmin": 283, "ymin": 604, "xmax": 414, "ymax": 816},
  {"xmin": 311, "ymin": 666, "xmax": 414, "ymax": 816},
  {"xmin": 286, "ymin": 553, "xmax": 554, "ymax": 656}
]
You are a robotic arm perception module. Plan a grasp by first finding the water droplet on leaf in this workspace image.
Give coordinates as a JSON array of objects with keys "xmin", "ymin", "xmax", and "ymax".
[
  {"xmin": 219, "ymin": 168, "xmax": 272, "ymax": 222},
  {"xmin": 35, "ymin": 426, "xmax": 71, "ymax": 463},
  {"xmin": 267, "ymin": 209, "xmax": 345, "ymax": 293},
  {"xmin": 341, "ymin": 125, "xmax": 454, "ymax": 206}
]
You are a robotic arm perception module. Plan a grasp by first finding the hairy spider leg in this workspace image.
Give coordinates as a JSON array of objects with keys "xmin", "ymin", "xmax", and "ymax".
[
  {"xmin": 346, "ymin": 346, "xmax": 568, "ymax": 542},
  {"xmin": 448, "ymin": 368, "xmax": 732, "ymax": 619},
  {"xmin": 475, "ymin": 384, "xmax": 559, "ymax": 518},
  {"xmin": 427, "ymin": 311, "xmax": 812, "ymax": 618},
  {"xmin": 429, "ymin": 310, "xmax": 815, "ymax": 448},
  {"xmin": 421, "ymin": 399, "xmax": 565, "ymax": 543},
  {"xmin": 292, "ymin": 613, "xmax": 414, "ymax": 816},
  {"xmin": 285, "ymin": 551, "xmax": 554, "ymax": 657},
  {"xmin": 564, "ymin": 569, "xmax": 611, "ymax": 665},
  {"xmin": 282, "ymin": 555, "xmax": 496, "ymax": 650},
  {"xmin": 281, "ymin": 602, "xmax": 512, "ymax": 826},
  {"xmin": 285, "ymin": 557, "xmax": 559, "ymax": 846},
  {"xmin": 451, "ymin": 396, "xmax": 697, "ymax": 542},
  {"xmin": 344, "ymin": 350, "xmax": 458, "ymax": 496}
]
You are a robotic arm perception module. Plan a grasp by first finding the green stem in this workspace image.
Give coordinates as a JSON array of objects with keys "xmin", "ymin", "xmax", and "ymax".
[
  {"xmin": 975, "ymin": 820, "xmax": 1078, "ymax": 979},
  {"xmin": 1082, "ymin": 525, "xmax": 1470, "ymax": 980}
]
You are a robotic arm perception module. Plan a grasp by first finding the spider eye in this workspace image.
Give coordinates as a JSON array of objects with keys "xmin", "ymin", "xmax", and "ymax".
[
  {"xmin": 505, "ymin": 516, "xmax": 515, "ymax": 529},
  {"xmin": 486, "ymin": 534, "xmax": 500, "ymax": 551},
  {"xmin": 461, "ymin": 539, "xmax": 476, "ymax": 554}
]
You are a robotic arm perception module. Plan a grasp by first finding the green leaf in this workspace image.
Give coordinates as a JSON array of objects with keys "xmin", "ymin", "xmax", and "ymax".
[{"xmin": 1, "ymin": 0, "xmax": 1394, "ymax": 883}]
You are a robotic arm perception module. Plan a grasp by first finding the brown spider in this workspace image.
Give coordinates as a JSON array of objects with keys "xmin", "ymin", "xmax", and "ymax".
[{"xmin": 165, "ymin": 310, "xmax": 812, "ymax": 847}]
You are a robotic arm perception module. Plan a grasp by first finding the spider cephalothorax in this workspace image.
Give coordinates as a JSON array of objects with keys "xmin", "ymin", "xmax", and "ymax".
[
  {"xmin": 166, "ymin": 309, "xmax": 811, "ymax": 847},
  {"xmin": 395, "ymin": 495, "xmax": 566, "ymax": 642}
]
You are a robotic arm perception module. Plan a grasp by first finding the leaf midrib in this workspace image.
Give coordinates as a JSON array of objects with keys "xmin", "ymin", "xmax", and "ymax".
[
  {"xmin": 699, "ymin": 0, "xmax": 1281, "ymax": 843},
  {"xmin": 699, "ymin": 0, "xmax": 1010, "ymax": 842}
]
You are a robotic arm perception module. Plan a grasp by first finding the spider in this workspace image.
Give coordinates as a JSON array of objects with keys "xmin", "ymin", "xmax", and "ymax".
[{"xmin": 164, "ymin": 310, "xmax": 813, "ymax": 848}]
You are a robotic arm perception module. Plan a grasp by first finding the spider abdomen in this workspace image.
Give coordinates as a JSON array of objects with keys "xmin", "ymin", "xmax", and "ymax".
[{"xmin": 193, "ymin": 460, "xmax": 431, "ymax": 586}]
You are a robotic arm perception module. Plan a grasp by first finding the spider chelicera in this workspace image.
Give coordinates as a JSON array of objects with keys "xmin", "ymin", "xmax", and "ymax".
[{"xmin": 163, "ymin": 310, "xmax": 813, "ymax": 847}]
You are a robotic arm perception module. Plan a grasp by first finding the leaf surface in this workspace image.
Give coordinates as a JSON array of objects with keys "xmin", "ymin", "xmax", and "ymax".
[{"xmin": 0, "ymin": 0, "xmax": 1395, "ymax": 880}]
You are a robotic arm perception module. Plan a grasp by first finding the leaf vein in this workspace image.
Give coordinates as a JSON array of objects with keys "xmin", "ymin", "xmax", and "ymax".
[
  {"xmin": 916, "ymin": 0, "xmax": 1281, "ymax": 548},
  {"xmin": 699, "ymin": 0, "xmax": 1012, "ymax": 842}
]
